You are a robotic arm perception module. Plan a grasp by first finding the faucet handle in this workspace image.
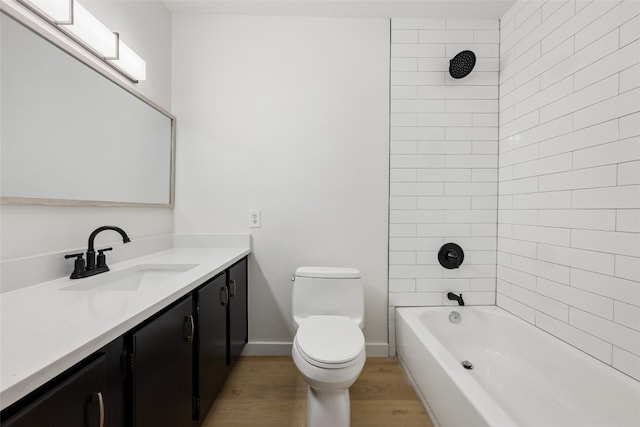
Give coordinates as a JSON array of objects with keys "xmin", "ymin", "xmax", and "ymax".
[
  {"xmin": 96, "ymin": 247, "xmax": 113, "ymax": 269},
  {"xmin": 64, "ymin": 253, "xmax": 86, "ymax": 279}
]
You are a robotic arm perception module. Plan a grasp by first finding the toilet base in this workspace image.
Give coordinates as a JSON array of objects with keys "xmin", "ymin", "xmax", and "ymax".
[{"xmin": 306, "ymin": 386, "xmax": 351, "ymax": 427}]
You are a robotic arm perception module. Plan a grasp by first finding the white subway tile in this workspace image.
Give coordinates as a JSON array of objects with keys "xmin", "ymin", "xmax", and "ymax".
[
  {"xmin": 450, "ymin": 236, "xmax": 497, "ymax": 251},
  {"xmin": 473, "ymin": 113, "xmax": 499, "ymax": 127},
  {"xmin": 444, "ymin": 209, "xmax": 497, "ymax": 224},
  {"xmin": 418, "ymin": 141, "xmax": 471, "ymax": 155},
  {"xmin": 575, "ymin": 39, "xmax": 640, "ymax": 91},
  {"xmin": 513, "ymin": 224, "xmax": 571, "ymax": 246},
  {"xmin": 498, "ymin": 293, "xmax": 536, "ymax": 324},
  {"xmin": 516, "ymin": 37, "xmax": 574, "ymax": 89},
  {"xmin": 418, "ymin": 85, "xmax": 471, "ymax": 99},
  {"xmin": 442, "ymin": 264, "xmax": 496, "ymax": 279},
  {"xmin": 571, "ymin": 268, "xmax": 640, "ymax": 306},
  {"xmin": 501, "ymin": 77, "xmax": 540, "ymax": 112},
  {"xmin": 572, "ymin": 185, "xmax": 640, "ymax": 209},
  {"xmin": 513, "ymin": 153, "xmax": 573, "ymax": 179},
  {"xmin": 417, "ymin": 223, "xmax": 470, "ymax": 237},
  {"xmin": 392, "ymin": 99, "xmax": 446, "ymax": 112},
  {"xmin": 390, "ymin": 196, "xmax": 417, "ymax": 210},
  {"xmin": 472, "ymin": 169, "xmax": 498, "ymax": 182},
  {"xmin": 391, "ymin": 57, "xmax": 418, "ymax": 72},
  {"xmin": 620, "ymin": 112, "xmax": 640, "ymax": 139},
  {"xmin": 472, "ymin": 87, "xmax": 500, "ymax": 100},
  {"xmin": 541, "ymin": 0, "xmax": 566, "ymax": 21},
  {"xmin": 416, "ymin": 168, "xmax": 470, "ymax": 182},
  {"xmin": 390, "ymin": 113, "xmax": 418, "ymax": 127},
  {"xmin": 540, "ymin": 75, "xmax": 619, "ymax": 124},
  {"xmin": 391, "ymin": 85, "xmax": 418, "ymax": 100},
  {"xmin": 539, "ymin": 119, "xmax": 619, "ymax": 157},
  {"xmin": 446, "ymin": 99, "xmax": 498, "ymax": 113},
  {"xmin": 474, "ymin": 29, "xmax": 500, "ymax": 43},
  {"xmin": 417, "ymin": 57, "xmax": 448, "ymax": 72},
  {"xmin": 470, "ymin": 277, "xmax": 496, "ymax": 291},
  {"xmin": 471, "ymin": 224, "xmax": 497, "ymax": 237},
  {"xmin": 540, "ymin": 0, "xmax": 618, "ymax": 55},
  {"xmin": 391, "ymin": 126, "xmax": 445, "ymax": 141},
  {"xmin": 389, "ymin": 265, "xmax": 443, "ymax": 279},
  {"xmin": 612, "ymin": 346, "xmax": 640, "ymax": 381},
  {"xmin": 538, "ymin": 243, "xmax": 615, "ymax": 275},
  {"xmin": 390, "ymin": 154, "xmax": 445, "ymax": 168},
  {"xmin": 511, "ymin": 284, "xmax": 569, "ymax": 321},
  {"xmin": 514, "ymin": 2, "xmax": 571, "ymax": 58},
  {"xmin": 572, "ymin": 229, "xmax": 640, "ymax": 257},
  {"xmin": 498, "ymin": 237, "xmax": 537, "ymax": 258},
  {"xmin": 446, "ymin": 71, "xmax": 499, "ymax": 86},
  {"xmin": 417, "ymin": 196, "xmax": 471, "ymax": 210},
  {"xmin": 539, "ymin": 165, "xmax": 617, "ymax": 192},
  {"xmin": 418, "ymin": 29, "xmax": 473, "ymax": 44},
  {"xmin": 614, "ymin": 300, "xmax": 640, "ymax": 332},
  {"xmin": 574, "ymin": 87, "xmax": 640, "ymax": 130},
  {"xmin": 499, "ymin": 176, "xmax": 538, "ymax": 195},
  {"xmin": 573, "ymin": 136, "xmax": 640, "ymax": 169},
  {"xmin": 570, "ymin": 307, "xmax": 640, "ymax": 356},
  {"xmin": 447, "ymin": 19, "xmax": 499, "ymax": 30},
  {"xmin": 615, "ymin": 254, "xmax": 640, "ymax": 282},
  {"xmin": 536, "ymin": 278, "xmax": 614, "ymax": 320},
  {"xmin": 389, "ymin": 278, "xmax": 416, "ymax": 292},
  {"xmin": 498, "ymin": 209, "xmax": 538, "ymax": 225},
  {"xmin": 446, "ymin": 44, "xmax": 499, "ymax": 58},
  {"xmin": 390, "ymin": 141, "xmax": 417, "ymax": 154},
  {"xmin": 500, "ymin": 144, "xmax": 539, "ymax": 167},
  {"xmin": 512, "ymin": 254, "xmax": 571, "ymax": 284},
  {"xmin": 472, "ymin": 195, "xmax": 499, "ymax": 209},
  {"xmin": 500, "ymin": 41, "xmax": 542, "ymax": 84},
  {"xmin": 499, "ymin": 165, "xmax": 513, "ymax": 181},
  {"xmin": 416, "ymin": 278, "xmax": 470, "ymax": 292},
  {"xmin": 444, "ymin": 154, "xmax": 497, "ymax": 168},
  {"xmin": 392, "ymin": 29, "xmax": 419, "ymax": 44},
  {"xmin": 390, "ymin": 210, "xmax": 443, "ymax": 224},
  {"xmin": 574, "ymin": 0, "xmax": 640, "ymax": 51},
  {"xmin": 389, "ymin": 292, "xmax": 442, "ymax": 307},
  {"xmin": 390, "ymin": 224, "xmax": 417, "ymax": 237},
  {"xmin": 390, "ymin": 182, "xmax": 443, "ymax": 196},
  {"xmin": 416, "ymin": 251, "xmax": 438, "ymax": 265},
  {"xmin": 417, "ymin": 112, "xmax": 473, "ymax": 127},
  {"xmin": 472, "ymin": 141, "xmax": 499, "ymax": 155},
  {"xmin": 536, "ymin": 312, "xmax": 613, "ymax": 363},
  {"xmin": 389, "ymin": 237, "xmax": 444, "ymax": 251},
  {"xmin": 445, "ymin": 182, "xmax": 498, "ymax": 196},
  {"xmin": 542, "ymin": 29, "xmax": 618, "ymax": 90},
  {"xmin": 392, "ymin": 18, "xmax": 446, "ymax": 30},
  {"xmin": 391, "ymin": 44, "xmax": 445, "ymax": 58},
  {"xmin": 514, "ymin": 76, "xmax": 574, "ymax": 119},
  {"xmin": 513, "ymin": 191, "xmax": 572, "ymax": 209},
  {"xmin": 621, "ymin": 13, "xmax": 640, "ymax": 46},
  {"xmin": 390, "ymin": 169, "xmax": 417, "ymax": 182},
  {"xmin": 617, "ymin": 209, "xmax": 640, "ymax": 233},
  {"xmin": 538, "ymin": 209, "xmax": 616, "ymax": 231},
  {"xmin": 620, "ymin": 63, "xmax": 640, "ymax": 93},
  {"xmin": 446, "ymin": 127, "xmax": 498, "ymax": 141},
  {"xmin": 389, "ymin": 251, "xmax": 417, "ymax": 265},
  {"xmin": 500, "ymin": 110, "xmax": 540, "ymax": 140},
  {"xmin": 501, "ymin": 115, "xmax": 573, "ymax": 153}
]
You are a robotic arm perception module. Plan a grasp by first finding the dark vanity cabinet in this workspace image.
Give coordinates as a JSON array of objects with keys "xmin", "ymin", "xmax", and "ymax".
[
  {"xmin": 1, "ymin": 256, "xmax": 248, "ymax": 427},
  {"xmin": 2, "ymin": 338, "xmax": 125, "ymax": 427},
  {"xmin": 129, "ymin": 296, "xmax": 194, "ymax": 427}
]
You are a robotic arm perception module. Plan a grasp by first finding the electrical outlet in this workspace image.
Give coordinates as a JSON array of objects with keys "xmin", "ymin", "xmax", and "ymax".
[{"xmin": 249, "ymin": 209, "xmax": 261, "ymax": 228}]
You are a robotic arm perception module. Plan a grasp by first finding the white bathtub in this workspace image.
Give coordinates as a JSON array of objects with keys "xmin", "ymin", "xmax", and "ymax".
[{"xmin": 396, "ymin": 306, "xmax": 640, "ymax": 427}]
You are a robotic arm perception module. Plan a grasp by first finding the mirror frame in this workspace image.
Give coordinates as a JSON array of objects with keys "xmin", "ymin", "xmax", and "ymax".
[{"xmin": 0, "ymin": 4, "xmax": 176, "ymax": 208}]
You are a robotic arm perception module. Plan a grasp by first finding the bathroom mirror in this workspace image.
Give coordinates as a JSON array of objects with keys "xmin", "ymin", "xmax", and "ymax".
[{"xmin": 0, "ymin": 11, "xmax": 175, "ymax": 207}]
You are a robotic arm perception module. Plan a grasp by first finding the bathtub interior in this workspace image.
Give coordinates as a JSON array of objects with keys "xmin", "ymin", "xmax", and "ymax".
[{"xmin": 397, "ymin": 306, "xmax": 640, "ymax": 427}]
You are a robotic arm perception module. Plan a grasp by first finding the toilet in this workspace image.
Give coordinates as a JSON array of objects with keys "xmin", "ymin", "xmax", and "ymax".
[{"xmin": 291, "ymin": 266, "xmax": 366, "ymax": 427}]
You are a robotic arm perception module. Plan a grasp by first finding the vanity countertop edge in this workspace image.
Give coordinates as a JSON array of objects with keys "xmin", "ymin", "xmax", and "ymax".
[{"xmin": 0, "ymin": 245, "xmax": 251, "ymax": 411}]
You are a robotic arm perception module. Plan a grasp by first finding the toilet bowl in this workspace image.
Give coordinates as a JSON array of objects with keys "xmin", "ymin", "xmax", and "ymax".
[{"xmin": 291, "ymin": 267, "xmax": 366, "ymax": 427}]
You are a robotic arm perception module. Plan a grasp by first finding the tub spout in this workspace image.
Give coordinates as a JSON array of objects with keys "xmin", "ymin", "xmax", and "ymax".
[{"xmin": 447, "ymin": 292, "xmax": 465, "ymax": 306}]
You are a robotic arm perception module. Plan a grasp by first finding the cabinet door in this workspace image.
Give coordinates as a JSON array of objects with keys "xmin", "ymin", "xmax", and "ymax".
[
  {"xmin": 132, "ymin": 296, "xmax": 193, "ymax": 427},
  {"xmin": 195, "ymin": 272, "xmax": 228, "ymax": 422},
  {"xmin": 3, "ymin": 355, "xmax": 107, "ymax": 427},
  {"xmin": 228, "ymin": 257, "xmax": 248, "ymax": 365}
]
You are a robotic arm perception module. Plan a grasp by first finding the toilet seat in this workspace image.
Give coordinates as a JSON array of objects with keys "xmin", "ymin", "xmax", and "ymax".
[{"xmin": 295, "ymin": 316, "xmax": 365, "ymax": 369}]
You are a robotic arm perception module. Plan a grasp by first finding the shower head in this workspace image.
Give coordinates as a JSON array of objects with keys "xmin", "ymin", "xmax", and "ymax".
[{"xmin": 449, "ymin": 50, "xmax": 476, "ymax": 79}]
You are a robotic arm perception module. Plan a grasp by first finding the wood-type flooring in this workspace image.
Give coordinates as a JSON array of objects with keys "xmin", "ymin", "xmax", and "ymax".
[{"xmin": 202, "ymin": 356, "xmax": 434, "ymax": 427}]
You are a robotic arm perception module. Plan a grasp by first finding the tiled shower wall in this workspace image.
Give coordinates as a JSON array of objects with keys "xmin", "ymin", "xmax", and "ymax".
[
  {"xmin": 388, "ymin": 18, "xmax": 500, "ymax": 355},
  {"xmin": 497, "ymin": 0, "xmax": 640, "ymax": 380}
]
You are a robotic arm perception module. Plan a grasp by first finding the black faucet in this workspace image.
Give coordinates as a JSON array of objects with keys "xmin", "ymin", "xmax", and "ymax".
[
  {"xmin": 447, "ymin": 292, "xmax": 465, "ymax": 306},
  {"xmin": 65, "ymin": 226, "xmax": 131, "ymax": 279}
]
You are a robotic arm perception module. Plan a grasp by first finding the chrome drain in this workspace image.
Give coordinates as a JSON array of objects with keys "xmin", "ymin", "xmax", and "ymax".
[
  {"xmin": 461, "ymin": 360, "xmax": 473, "ymax": 370},
  {"xmin": 449, "ymin": 310, "xmax": 461, "ymax": 324}
]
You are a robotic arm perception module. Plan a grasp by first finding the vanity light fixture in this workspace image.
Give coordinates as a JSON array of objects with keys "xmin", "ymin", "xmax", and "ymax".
[{"xmin": 16, "ymin": 0, "xmax": 146, "ymax": 82}]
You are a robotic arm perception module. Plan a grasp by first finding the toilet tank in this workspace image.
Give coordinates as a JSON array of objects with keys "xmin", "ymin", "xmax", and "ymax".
[{"xmin": 292, "ymin": 266, "xmax": 364, "ymax": 329}]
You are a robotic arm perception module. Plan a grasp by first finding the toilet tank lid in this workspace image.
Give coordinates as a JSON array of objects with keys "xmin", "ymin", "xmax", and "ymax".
[{"xmin": 295, "ymin": 266, "xmax": 361, "ymax": 279}]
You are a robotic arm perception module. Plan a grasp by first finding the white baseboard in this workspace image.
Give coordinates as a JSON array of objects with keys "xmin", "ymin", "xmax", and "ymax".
[{"xmin": 241, "ymin": 341, "xmax": 389, "ymax": 358}]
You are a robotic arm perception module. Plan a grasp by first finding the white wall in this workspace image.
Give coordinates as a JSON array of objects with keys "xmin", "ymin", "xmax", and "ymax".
[
  {"xmin": 172, "ymin": 15, "xmax": 390, "ymax": 354},
  {"xmin": 388, "ymin": 18, "xmax": 500, "ymax": 354},
  {"xmin": 0, "ymin": 0, "xmax": 174, "ymax": 261},
  {"xmin": 498, "ymin": 0, "xmax": 640, "ymax": 380},
  {"xmin": 173, "ymin": 15, "xmax": 389, "ymax": 355}
]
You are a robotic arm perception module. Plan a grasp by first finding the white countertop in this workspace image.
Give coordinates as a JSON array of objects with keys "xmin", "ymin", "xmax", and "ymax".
[{"xmin": 0, "ymin": 246, "xmax": 250, "ymax": 410}]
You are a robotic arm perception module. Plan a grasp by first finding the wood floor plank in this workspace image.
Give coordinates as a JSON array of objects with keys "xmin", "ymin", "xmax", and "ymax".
[{"xmin": 202, "ymin": 357, "xmax": 434, "ymax": 427}]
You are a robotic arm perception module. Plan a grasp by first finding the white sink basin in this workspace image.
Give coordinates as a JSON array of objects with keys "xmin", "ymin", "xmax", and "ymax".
[{"xmin": 60, "ymin": 264, "xmax": 198, "ymax": 292}]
